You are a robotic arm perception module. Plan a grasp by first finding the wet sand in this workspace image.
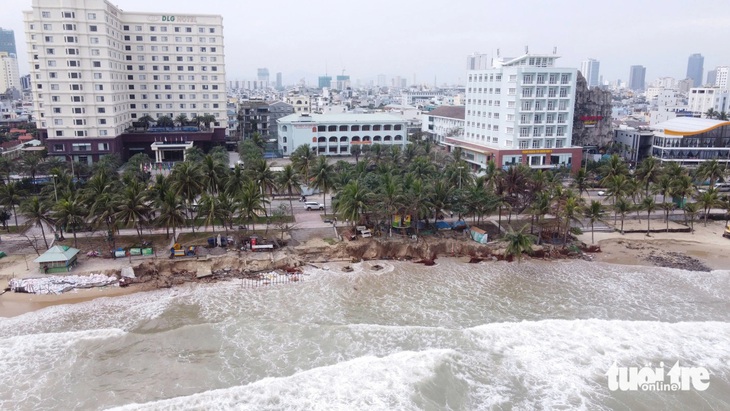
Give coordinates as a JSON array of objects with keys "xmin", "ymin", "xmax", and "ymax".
[{"xmin": 2, "ymin": 221, "xmax": 729, "ymax": 318}]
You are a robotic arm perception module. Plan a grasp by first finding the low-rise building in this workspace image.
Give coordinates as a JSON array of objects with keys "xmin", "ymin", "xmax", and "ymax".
[
  {"xmin": 422, "ymin": 106, "xmax": 464, "ymax": 145},
  {"xmin": 650, "ymin": 117, "xmax": 730, "ymax": 166},
  {"xmin": 614, "ymin": 126, "xmax": 653, "ymax": 164},
  {"xmin": 277, "ymin": 113, "xmax": 407, "ymax": 156}
]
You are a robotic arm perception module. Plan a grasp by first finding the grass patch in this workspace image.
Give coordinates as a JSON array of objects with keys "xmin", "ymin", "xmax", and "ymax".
[{"xmin": 322, "ymin": 237, "xmax": 338, "ymax": 245}]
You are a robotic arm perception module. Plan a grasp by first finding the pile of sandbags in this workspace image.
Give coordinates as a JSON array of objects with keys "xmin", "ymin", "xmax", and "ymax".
[{"xmin": 9, "ymin": 274, "xmax": 118, "ymax": 295}]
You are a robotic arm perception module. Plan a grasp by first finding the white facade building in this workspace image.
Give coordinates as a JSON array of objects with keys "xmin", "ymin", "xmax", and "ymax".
[
  {"xmin": 0, "ymin": 52, "xmax": 21, "ymax": 93},
  {"xmin": 688, "ymin": 87, "xmax": 730, "ymax": 117},
  {"xmin": 714, "ymin": 66, "xmax": 729, "ymax": 89},
  {"xmin": 277, "ymin": 113, "xmax": 407, "ymax": 156},
  {"xmin": 422, "ymin": 106, "xmax": 464, "ymax": 145},
  {"xmin": 580, "ymin": 58, "xmax": 599, "ymax": 88},
  {"xmin": 446, "ymin": 52, "xmax": 582, "ymax": 172},
  {"xmin": 23, "ymin": 0, "xmax": 226, "ymax": 161}
]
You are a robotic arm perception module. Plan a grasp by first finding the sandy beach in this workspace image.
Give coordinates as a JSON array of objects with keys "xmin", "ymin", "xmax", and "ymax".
[{"xmin": 2, "ymin": 220, "xmax": 729, "ymax": 318}]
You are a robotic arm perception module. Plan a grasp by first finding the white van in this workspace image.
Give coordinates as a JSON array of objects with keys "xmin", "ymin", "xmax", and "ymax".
[
  {"xmin": 304, "ymin": 201, "xmax": 324, "ymax": 211},
  {"xmin": 714, "ymin": 183, "xmax": 730, "ymax": 192}
]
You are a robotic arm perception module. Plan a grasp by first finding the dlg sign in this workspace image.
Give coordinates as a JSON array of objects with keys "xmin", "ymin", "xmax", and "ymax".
[{"xmin": 161, "ymin": 15, "xmax": 198, "ymax": 23}]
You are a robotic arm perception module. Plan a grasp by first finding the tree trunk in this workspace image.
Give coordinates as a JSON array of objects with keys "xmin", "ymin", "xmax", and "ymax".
[
  {"xmin": 12, "ymin": 204, "xmax": 18, "ymax": 229},
  {"xmin": 591, "ymin": 222, "xmax": 595, "ymax": 244},
  {"xmin": 647, "ymin": 212, "xmax": 651, "ymax": 235},
  {"xmin": 39, "ymin": 222, "xmax": 49, "ymax": 249},
  {"xmin": 620, "ymin": 216, "xmax": 625, "ymax": 234},
  {"xmin": 72, "ymin": 226, "xmax": 78, "ymax": 248}
]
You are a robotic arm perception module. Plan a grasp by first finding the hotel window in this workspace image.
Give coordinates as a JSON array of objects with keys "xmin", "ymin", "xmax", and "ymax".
[
  {"xmin": 557, "ymin": 127, "xmax": 565, "ymax": 137},
  {"xmin": 53, "ymin": 107, "xmax": 61, "ymax": 113},
  {"xmin": 62, "ymin": 11, "xmax": 75, "ymax": 18},
  {"xmin": 536, "ymin": 74, "xmax": 545, "ymax": 84},
  {"xmin": 63, "ymin": 24, "xmax": 76, "ymax": 30},
  {"xmin": 556, "ymin": 140, "xmax": 564, "ymax": 148},
  {"xmin": 559, "ymin": 100, "xmax": 569, "ymax": 110},
  {"xmin": 44, "ymin": 36, "xmax": 53, "ymax": 42},
  {"xmin": 561, "ymin": 74, "xmax": 570, "ymax": 84},
  {"xmin": 547, "ymin": 101, "xmax": 555, "ymax": 110},
  {"xmin": 42, "ymin": 11, "xmax": 51, "ymax": 18},
  {"xmin": 549, "ymin": 74, "xmax": 557, "ymax": 84},
  {"xmin": 43, "ymin": 23, "xmax": 52, "ymax": 30},
  {"xmin": 519, "ymin": 141, "xmax": 529, "ymax": 149},
  {"xmin": 89, "ymin": 25, "xmax": 98, "ymax": 32},
  {"xmin": 559, "ymin": 88, "xmax": 568, "ymax": 97},
  {"xmin": 532, "ymin": 140, "xmax": 540, "ymax": 148},
  {"xmin": 520, "ymin": 128, "xmax": 530, "ymax": 137},
  {"xmin": 161, "ymin": 26, "xmax": 168, "ymax": 32}
]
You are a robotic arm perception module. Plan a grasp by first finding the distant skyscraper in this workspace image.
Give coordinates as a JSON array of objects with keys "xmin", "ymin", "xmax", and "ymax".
[
  {"xmin": 377, "ymin": 74, "xmax": 387, "ymax": 87},
  {"xmin": 276, "ymin": 72, "xmax": 282, "ymax": 89},
  {"xmin": 0, "ymin": 28, "xmax": 17, "ymax": 55},
  {"xmin": 628, "ymin": 65, "xmax": 646, "ymax": 91},
  {"xmin": 0, "ymin": 52, "xmax": 21, "ymax": 93},
  {"xmin": 580, "ymin": 58, "xmax": 600, "ymax": 87},
  {"xmin": 686, "ymin": 53, "xmax": 704, "ymax": 87},
  {"xmin": 318, "ymin": 75, "xmax": 332, "ymax": 89},
  {"xmin": 707, "ymin": 69, "xmax": 717, "ymax": 87},
  {"xmin": 257, "ymin": 68, "xmax": 270, "ymax": 86},
  {"xmin": 466, "ymin": 53, "xmax": 489, "ymax": 70}
]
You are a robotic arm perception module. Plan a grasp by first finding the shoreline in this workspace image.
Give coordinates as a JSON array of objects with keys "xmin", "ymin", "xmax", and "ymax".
[{"xmin": 2, "ymin": 223, "xmax": 730, "ymax": 319}]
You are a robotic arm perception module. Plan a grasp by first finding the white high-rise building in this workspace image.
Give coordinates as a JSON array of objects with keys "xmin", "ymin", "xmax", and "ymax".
[
  {"xmin": 24, "ymin": 0, "xmax": 227, "ymax": 163},
  {"xmin": 714, "ymin": 66, "xmax": 729, "ymax": 89},
  {"xmin": 580, "ymin": 58, "xmax": 600, "ymax": 88},
  {"xmin": 446, "ymin": 52, "xmax": 582, "ymax": 172},
  {"xmin": 0, "ymin": 52, "xmax": 21, "ymax": 93}
]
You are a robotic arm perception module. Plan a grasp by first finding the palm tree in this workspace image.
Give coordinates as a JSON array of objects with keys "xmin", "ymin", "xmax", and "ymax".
[
  {"xmin": 604, "ymin": 174, "xmax": 630, "ymax": 223},
  {"xmin": 250, "ymin": 159, "xmax": 277, "ymax": 215},
  {"xmin": 291, "ymin": 145, "xmax": 316, "ymax": 184},
  {"xmin": 430, "ymin": 179, "xmax": 456, "ymax": 223},
  {"xmin": 114, "ymin": 182, "xmax": 151, "ymax": 240},
  {"xmin": 350, "ymin": 145, "xmax": 362, "ymax": 164},
  {"xmin": 529, "ymin": 191, "xmax": 551, "ymax": 242},
  {"xmin": 276, "ymin": 164, "xmax": 301, "ymax": 219},
  {"xmin": 696, "ymin": 159, "xmax": 725, "ymax": 188},
  {"xmin": 636, "ymin": 156, "xmax": 661, "ymax": 196},
  {"xmin": 225, "ymin": 164, "xmax": 249, "ymax": 197},
  {"xmin": 377, "ymin": 173, "xmax": 402, "ymax": 236},
  {"xmin": 155, "ymin": 189, "xmax": 186, "ymax": 240},
  {"xmin": 614, "ymin": 197, "xmax": 632, "ymax": 234},
  {"xmin": 237, "ymin": 181, "xmax": 267, "ymax": 229},
  {"xmin": 501, "ymin": 227, "xmax": 534, "ymax": 263},
  {"xmin": 684, "ymin": 202, "xmax": 700, "ymax": 233},
  {"xmin": 53, "ymin": 194, "xmax": 87, "ymax": 248},
  {"xmin": 695, "ymin": 189, "xmax": 722, "ymax": 226},
  {"xmin": 0, "ymin": 156, "xmax": 13, "ymax": 184},
  {"xmin": 200, "ymin": 154, "xmax": 227, "ymax": 194},
  {"xmin": 718, "ymin": 111, "xmax": 729, "ymax": 121},
  {"xmin": 584, "ymin": 200, "xmax": 606, "ymax": 244},
  {"xmin": 170, "ymin": 161, "xmax": 204, "ymax": 232},
  {"xmin": 599, "ymin": 154, "xmax": 629, "ymax": 184},
  {"xmin": 198, "ymin": 192, "xmax": 223, "ymax": 233},
  {"xmin": 310, "ymin": 156, "xmax": 335, "ymax": 216},
  {"xmin": 156, "ymin": 115, "xmax": 174, "ymax": 128},
  {"xmin": 19, "ymin": 196, "xmax": 52, "ymax": 249},
  {"xmin": 403, "ymin": 179, "xmax": 433, "ymax": 235},
  {"xmin": 335, "ymin": 180, "xmax": 371, "ymax": 224},
  {"xmin": 561, "ymin": 194, "xmax": 583, "ymax": 246},
  {"xmin": 0, "ymin": 182, "xmax": 24, "ymax": 229},
  {"xmin": 705, "ymin": 108, "xmax": 717, "ymax": 119},
  {"xmin": 573, "ymin": 168, "xmax": 590, "ymax": 197},
  {"xmin": 20, "ymin": 153, "xmax": 44, "ymax": 188},
  {"xmin": 641, "ymin": 197, "xmax": 657, "ymax": 235},
  {"xmin": 174, "ymin": 113, "xmax": 189, "ymax": 126}
]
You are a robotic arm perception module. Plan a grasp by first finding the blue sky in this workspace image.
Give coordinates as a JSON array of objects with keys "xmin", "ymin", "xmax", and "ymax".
[{"xmin": 2, "ymin": 0, "xmax": 729, "ymax": 86}]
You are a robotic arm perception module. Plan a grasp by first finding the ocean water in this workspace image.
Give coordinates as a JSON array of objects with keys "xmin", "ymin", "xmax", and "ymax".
[{"xmin": 0, "ymin": 260, "xmax": 729, "ymax": 411}]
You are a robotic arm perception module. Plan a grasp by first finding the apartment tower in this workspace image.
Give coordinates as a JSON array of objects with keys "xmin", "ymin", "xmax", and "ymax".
[{"xmin": 24, "ymin": 0, "xmax": 227, "ymax": 163}]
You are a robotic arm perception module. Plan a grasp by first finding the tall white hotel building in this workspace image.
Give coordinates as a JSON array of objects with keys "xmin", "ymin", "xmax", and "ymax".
[
  {"xmin": 447, "ymin": 52, "xmax": 582, "ymax": 172},
  {"xmin": 24, "ymin": 0, "xmax": 227, "ymax": 164}
]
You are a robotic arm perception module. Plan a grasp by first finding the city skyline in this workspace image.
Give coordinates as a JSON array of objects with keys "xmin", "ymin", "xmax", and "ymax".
[{"xmin": 2, "ymin": 0, "xmax": 730, "ymax": 86}]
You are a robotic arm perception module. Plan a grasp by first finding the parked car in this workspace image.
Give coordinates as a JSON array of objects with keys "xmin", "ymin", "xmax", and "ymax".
[
  {"xmin": 597, "ymin": 190, "xmax": 606, "ymax": 196},
  {"xmin": 304, "ymin": 201, "xmax": 324, "ymax": 211}
]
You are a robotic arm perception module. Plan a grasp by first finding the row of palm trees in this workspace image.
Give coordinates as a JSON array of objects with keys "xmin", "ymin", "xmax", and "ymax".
[{"xmin": 1, "ymin": 140, "xmax": 728, "ymax": 258}]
